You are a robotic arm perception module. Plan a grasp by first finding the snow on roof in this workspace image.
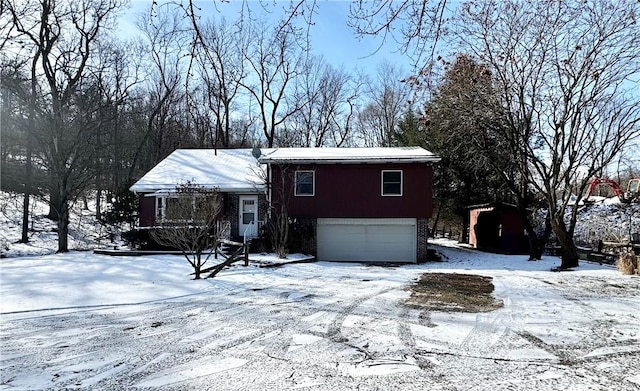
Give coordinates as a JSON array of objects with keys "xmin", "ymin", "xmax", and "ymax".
[
  {"xmin": 130, "ymin": 147, "xmax": 440, "ymax": 194},
  {"xmin": 129, "ymin": 149, "xmax": 266, "ymax": 193},
  {"xmin": 258, "ymin": 146, "xmax": 440, "ymax": 163}
]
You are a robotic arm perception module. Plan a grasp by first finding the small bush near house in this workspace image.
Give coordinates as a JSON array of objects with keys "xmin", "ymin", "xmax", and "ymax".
[
  {"xmin": 287, "ymin": 220, "xmax": 314, "ymax": 254},
  {"xmin": 616, "ymin": 252, "xmax": 639, "ymax": 275}
]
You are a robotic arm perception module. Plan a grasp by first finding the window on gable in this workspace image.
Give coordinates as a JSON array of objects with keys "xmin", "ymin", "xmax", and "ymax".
[
  {"xmin": 295, "ymin": 171, "xmax": 315, "ymax": 196},
  {"xmin": 382, "ymin": 170, "xmax": 403, "ymax": 196}
]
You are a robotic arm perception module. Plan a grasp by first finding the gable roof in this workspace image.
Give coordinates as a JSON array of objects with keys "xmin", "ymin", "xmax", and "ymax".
[
  {"xmin": 129, "ymin": 149, "xmax": 266, "ymax": 193},
  {"xmin": 130, "ymin": 147, "xmax": 440, "ymax": 193},
  {"xmin": 258, "ymin": 146, "xmax": 440, "ymax": 164}
]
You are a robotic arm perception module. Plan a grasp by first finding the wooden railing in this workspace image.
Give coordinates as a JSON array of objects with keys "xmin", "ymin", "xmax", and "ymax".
[
  {"xmin": 216, "ymin": 220, "xmax": 231, "ymax": 240},
  {"xmin": 243, "ymin": 220, "xmax": 264, "ymax": 244}
]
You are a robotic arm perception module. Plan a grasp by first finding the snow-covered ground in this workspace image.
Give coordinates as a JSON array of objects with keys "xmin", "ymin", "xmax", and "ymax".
[
  {"xmin": 1, "ymin": 240, "xmax": 639, "ymax": 390},
  {"xmin": 0, "ymin": 192, "xmax": 110, "ymax": 258}
]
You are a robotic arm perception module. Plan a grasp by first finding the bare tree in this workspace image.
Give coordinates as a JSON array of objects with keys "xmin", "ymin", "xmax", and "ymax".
[
  {"xmin": 128, "ymin": 6, "xmax": 189, "ymax": 182},
  {"xmin": 283, "ymin": 56, "xmax": 357, "ymax": 147},
  {"xmin": 267, "ymin": 164, "xmax": 295, "ymax": 258},
  {"xmin": 455, "ymin": 0, "xmax": 640, "ymax": 268},
  {"xmin": 236, "ymin": 17, "xmax": 306, "ymax": 148},
  {"xmin": 356, "ymin": 61, "xmax": 410, "ymax": 147},
  {"xmin": 348, "ymin": 0, "xmax": 449, "ymax": 70},
  {"xmin": 5, "ymin": 0, "xmax": 125, "ymax": 252},
  {"xmin": 190, "ymin": 16, "xmax": 244, "ymax": 148},
  {"xmin": 2, "ymin": 5, "xmax": 42, "ymax": 244},
  {"xmin": 90, "ymin": 38, "xmax": 144, "ymax": 219},
  {"xmin": 150, "ymin": 183, "xmax": 223, "ymax": 279}
]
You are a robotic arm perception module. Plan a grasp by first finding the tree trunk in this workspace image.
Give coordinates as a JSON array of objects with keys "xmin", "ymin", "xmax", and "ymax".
[
  {"xmin": 551, "ymin": 218, "xmax": 579, "ymax": 269},
  {"xmin": 21, "ymin": 142, "xmax": 32, "ymax": 242},
  {"xmin": 95, "ymin": 124, "xmax": 102, "ymax": 221},
  {"xmin": 96, "ymin": 188, "xmax": 102, "ymax": 221},
  {"xmin": 48, "ymin": 190, "xmax": 61, "ymax": 220},
  {"xmin": 48, "ymin": 173, "xmax": 62, "ymax": 221},
  {"xmin": 21, "ymin": 190, "xmax": 31, "ymax": 243},
  {"xmin": 22, "ymin": 53, "xmax": 39, "ymax": 243},
  {"xmin": 56, "ymin": 201, "xmax": 70, "ymax": 253},
  {"xmin": 430, "ymin": 199, "xmax": 443, "ymax": 238},
  {"xmin": 517, "ymin": 204, "xmax": 550, "ymax": 261},
  {"xmin": 193, "ymin": 254, "xmax": 202, "ymax": 280},
  {"xmin": 459, "ymin": 207, "xmax": 470, "ymax": 243},
  {"xmin": 113, "ymin": 104, "xmax": 120, "ymax": 190},
  {"xmin": 528, "ymin": 212, "xmax": 552, "ymax": 260}
]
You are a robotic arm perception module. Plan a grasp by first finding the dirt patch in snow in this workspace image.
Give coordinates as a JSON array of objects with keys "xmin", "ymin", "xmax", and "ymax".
[{"xmin": 405, "ymin": 273, "xmax": 504, "ymax": 312}]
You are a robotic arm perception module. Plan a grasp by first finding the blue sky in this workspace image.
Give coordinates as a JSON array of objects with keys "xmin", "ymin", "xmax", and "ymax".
[{"xmin": 121, "ymin": 0, "xmax": 413, "ymax": 78}]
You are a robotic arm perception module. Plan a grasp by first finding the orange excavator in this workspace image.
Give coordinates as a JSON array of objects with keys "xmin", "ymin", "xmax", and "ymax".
[{"xmin": 583, "ymin": 178, "xmax": 640, "ymax": 203}]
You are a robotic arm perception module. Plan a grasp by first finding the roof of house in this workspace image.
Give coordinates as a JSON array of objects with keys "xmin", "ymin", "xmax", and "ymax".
[
  {"xmin": 258, "ymin": 146, "xmax": 440, "ymax": 164},
  {"xmin": 130, "ymin": 146, "xmax": 440, "ymax": 193},
  {"xmin": 129, "ymin": 149, "xmax": 266, "ymax": 193}
]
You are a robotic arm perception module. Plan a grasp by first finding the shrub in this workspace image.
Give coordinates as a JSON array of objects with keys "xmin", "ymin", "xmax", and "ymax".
[
  {"xmin": 102, "ymin": 189, "xmax": 139, "ymax": 228},
  {"xmin": 287, "ymin": 220, "xmax": 314, "ymax": 254},
  {"xmin": 616, "ymin": 252, "xmax": 639, "ymax": 275}
]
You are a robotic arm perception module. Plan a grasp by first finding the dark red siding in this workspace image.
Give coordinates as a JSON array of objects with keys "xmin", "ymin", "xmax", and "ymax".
[
  {"xmin": 139, "ymin": 195, "xmax": 156, "ymax": 227},
  {"xmin": 137, "ymin": 192, "xmax": 267, "ymax": 235},
  {"xmin": 468, "ymin": 204, "xmax": 528, "ymax": 254},
  {"xmin": 270, "ymin": 163, "xmax": 434, "ymax": 219}
]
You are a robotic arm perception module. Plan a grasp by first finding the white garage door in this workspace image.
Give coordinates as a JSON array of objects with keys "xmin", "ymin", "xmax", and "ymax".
[{"xmin": 317, "ymin": 218, "xmax": 417, "ymax": 263}]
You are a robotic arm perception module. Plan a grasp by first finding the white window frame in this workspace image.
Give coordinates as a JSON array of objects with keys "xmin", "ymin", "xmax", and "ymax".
[
  {"xmin": 155, "ymin": 195, "xmax": 200, "ymax": 222},
  {"xmin": 294, "ymin": 170, "xmax": 315, "ymax": 196},
  {"xmin": 155, "ymin": 196, "xmax": 166, "ymax": 220},
  {"xmin": 381, "ymin": 170, "xmax": 403, "ymax": 196}
]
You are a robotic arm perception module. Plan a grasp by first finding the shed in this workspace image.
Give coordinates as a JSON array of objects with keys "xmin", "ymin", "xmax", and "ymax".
[{"xmin": 468, "ymin": 203, "xmax": 529, "ymax": 254}]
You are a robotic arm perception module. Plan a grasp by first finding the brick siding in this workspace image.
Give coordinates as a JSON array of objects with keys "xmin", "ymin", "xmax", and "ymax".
[{"xmin": 417, "ymin": 218, "xmax": 429, "ymax": 263}]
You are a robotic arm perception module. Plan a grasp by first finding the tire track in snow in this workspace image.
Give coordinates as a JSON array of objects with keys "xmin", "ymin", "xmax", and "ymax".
[
  {"xmin": 252, "ymin": 287, "xmax": 396, "ymax": 361},
  {"xmin": 405, "ymin": 274, "xmax": 564, "ymax": 365},
  {"xmin": 324, "ymin": 287, "xmax": 396, "ymax": 343},
  {"xmin": 517, "ymin": 275, "xmax": 640, "ymax": 366},
  {"xmin": 1, "ymin": 298, "xmax": 247, "ymax": 389}
]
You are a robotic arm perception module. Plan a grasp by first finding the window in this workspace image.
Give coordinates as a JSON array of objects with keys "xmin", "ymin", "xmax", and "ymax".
[
  {"xmin": 242, "ymin": 199, "xmax": 256, "ymax": 224},
  {"xmin": 295, "ymin": 171, "xmax": 315, "ymax": 196},
  {"xmin": 155, "ymin": 195, "xmax": 210, "ymax": 222},
  {"xmin": 155, "ymin": 197, "xmax": 165, "ymax": 219},
  {"xmin": 156, "ymin": 196, "xmax": 181, "ymax": 221},
  {"xmin": 382, "ymin": 170, "xmax": 403, "ymax": 196}
]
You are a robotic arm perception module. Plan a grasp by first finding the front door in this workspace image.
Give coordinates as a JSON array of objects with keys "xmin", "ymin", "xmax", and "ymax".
[{"xmin": 238, "ymin": 195, "xmax": 258, "ymax": 238}]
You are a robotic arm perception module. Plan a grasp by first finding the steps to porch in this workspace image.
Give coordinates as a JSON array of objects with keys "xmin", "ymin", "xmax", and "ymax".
[{"xmin": 219, "ymin": 238, "xmax": 244, "ymax": 255}]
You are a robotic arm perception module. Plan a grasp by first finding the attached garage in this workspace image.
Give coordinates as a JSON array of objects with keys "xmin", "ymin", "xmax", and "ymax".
[{"xmin": 317, "ymin": 218, "xmax": 417, "ymax": 263}]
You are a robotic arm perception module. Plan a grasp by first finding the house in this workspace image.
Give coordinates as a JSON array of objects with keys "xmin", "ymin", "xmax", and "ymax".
[
  {"xmin": 129, "ymin": 149, "xmax": 268, "ymax": 241},
  {"xmin": 130, "ymin": 147, "xmax": 440, "ymax": 263},
  {"xmin": 467, "ymin": 203, "xmax": 529, "ymax": 254}
]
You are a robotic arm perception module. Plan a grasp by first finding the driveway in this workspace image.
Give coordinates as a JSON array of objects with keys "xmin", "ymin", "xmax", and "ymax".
[{"xmin": 1, "ymin": 244, "xmax": 639, "ymax": 390}]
